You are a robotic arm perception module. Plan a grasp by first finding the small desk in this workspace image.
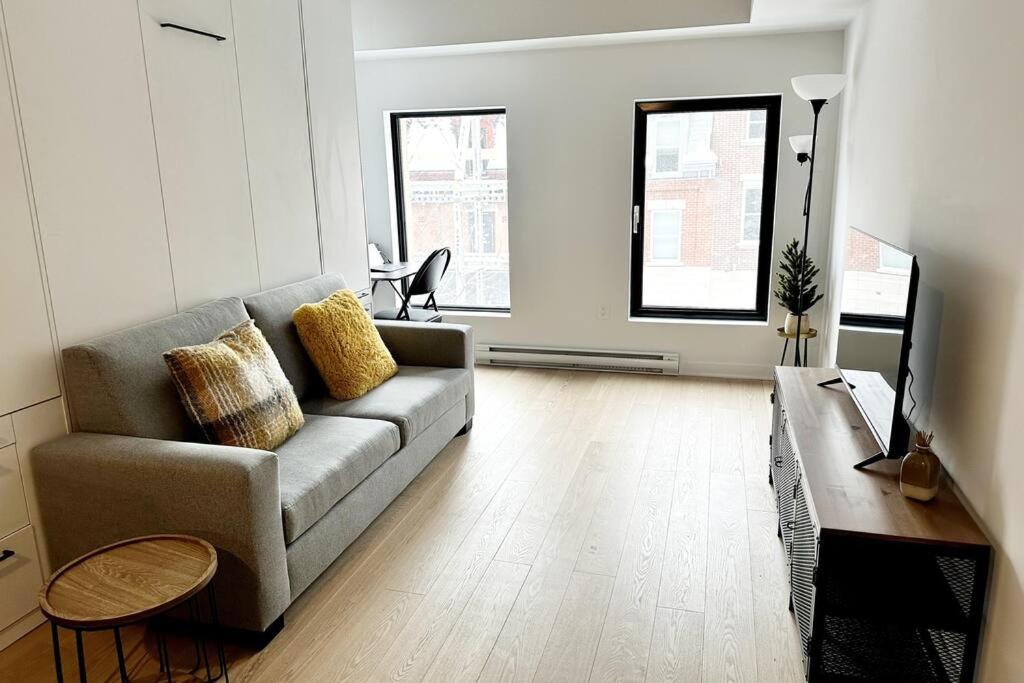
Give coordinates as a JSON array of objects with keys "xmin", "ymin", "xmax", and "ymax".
[{"xmin": 370, "ymin": 262, "xmax": 419, "ymax": 297}]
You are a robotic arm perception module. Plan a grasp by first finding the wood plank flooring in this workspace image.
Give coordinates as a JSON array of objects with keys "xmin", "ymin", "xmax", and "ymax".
[{"xmin": 0, "ymin": 367, "xmax": 802, "ymax": 682}]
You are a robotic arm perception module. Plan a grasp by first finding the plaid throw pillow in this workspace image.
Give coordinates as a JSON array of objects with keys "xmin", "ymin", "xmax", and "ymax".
[{"xmin": 164, "ymin": 319, "xmax": 304, "ymax": 450}]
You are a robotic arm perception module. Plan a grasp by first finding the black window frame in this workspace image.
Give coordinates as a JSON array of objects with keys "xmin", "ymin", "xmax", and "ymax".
[
  {"xmin": 839, "ymin": 312, "xmax": 906, "ymax": 330},
  {"xmin": 629, "ymin": 95, "xmax": 782, "ymax": 322},
  {"xmin": 390, "ymin": 108, "xmax": 510, "ymax": 313}
]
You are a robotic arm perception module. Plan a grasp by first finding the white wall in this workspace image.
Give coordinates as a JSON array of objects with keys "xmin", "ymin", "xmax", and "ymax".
[
  {"xmin": 825, "ymin": 2, "xmax": 1024, "ymax": 678},
  {"xmin": 356, "ymin": 31, "xmax": 845, "ymax": 377},
  {"xmin": 351, "ymin": 0, "xmax": 750, "ymax": 51}
]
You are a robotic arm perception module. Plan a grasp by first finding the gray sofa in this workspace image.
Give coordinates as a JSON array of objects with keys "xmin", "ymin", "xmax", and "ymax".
[{"xmin": 32, "ymin": 274, "xmax": 474, "ymax": 636}]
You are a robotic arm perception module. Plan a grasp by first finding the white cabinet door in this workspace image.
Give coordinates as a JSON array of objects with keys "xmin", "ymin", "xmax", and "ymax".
[
  {"xmin": 3, "ymin": 0, "xmax": 177, "ymax": 346},
  {"xmin": 232, "ymin": 0, "xmax": 321, "ymax": 290},
  {"xmin": 12, "ymin": 398, "xmax": 67, "ymax": 577},
  {"xmin": 0, "ymin": 526, "xmax": 43, "ymax": 633},
  {"xmin": 139, "ymin": 0, "xmax": 259, "ymax": 309},
  {"xmin": 0, "ymin": 445, "xmax": 29, "ymax": 540},
  {"xmin": 301, "ymin": 0, "xmax": 371, "ymax": 292},
  {"xmin": 0, "ymin": 39, "xmax": 60, "ymax": 415}
]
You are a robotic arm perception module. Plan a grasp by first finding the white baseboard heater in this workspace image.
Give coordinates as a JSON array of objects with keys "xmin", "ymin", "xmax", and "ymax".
[{"xmin": 475, "ymin": 344, "xmax": 680, "ymax": 375}]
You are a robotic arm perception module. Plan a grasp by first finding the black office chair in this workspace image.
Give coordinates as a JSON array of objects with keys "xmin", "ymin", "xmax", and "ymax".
[{"xmin": 374, "ymin": 248, "xmax": 451, "ymax": 322}]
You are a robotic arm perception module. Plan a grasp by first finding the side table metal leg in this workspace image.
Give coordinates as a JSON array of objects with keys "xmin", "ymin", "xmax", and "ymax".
[
  {"xmin": 780, "ymin": 338, "xmax": 789, "ymax": 366},
  {"xmin": 49, "ymin": 622, "xmax": 64, "ymax": 683},
  {"xmin": 113, "ymin": 627, "xmax": 129, "ymax": 682},
  {"xmin": 188, "ymin": 597, "xmax": 212, "ymax": 680},
  {"xmin": 74, "ymin": 630, "xmax": 87, "ymax": 683},
  {"xmin": 208, "ymin": 587, "xmax": 230, "ymax": 683},
  {"xmin": 156, "ymin": 630, "xmax": 172, "ymax": 683}
]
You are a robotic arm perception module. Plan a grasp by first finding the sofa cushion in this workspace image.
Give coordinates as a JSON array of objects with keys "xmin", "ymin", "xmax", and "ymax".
[
  {"xmin": 242, "ymin": 274, "xmax": 348, "ymax": 401},
  {"xmin": 62, "ymin": 298, "xmax": 249, "ymax": 441},
  {"xmin": 293, "ymin": 289, "xmax": 398, "ymax": 401},
  {"xmin": 277, "ymin": 414, "xmax": 400, "ymax": 543},
  {"xmin": 164, "ymin": 319, "xmax": 304, "ymax": 451},
  {"xmin": 302, "ymin": 366, "xmax": 471, "ymax": 446}
]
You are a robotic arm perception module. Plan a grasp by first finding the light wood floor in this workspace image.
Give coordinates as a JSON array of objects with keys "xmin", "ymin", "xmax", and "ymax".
[{"xmin": 0, "ymin": 367, "xmax": 803, "ymax": 682}]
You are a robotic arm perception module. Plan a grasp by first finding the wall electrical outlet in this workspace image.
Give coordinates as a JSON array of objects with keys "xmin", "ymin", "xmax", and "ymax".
[{"xmin": 598, "ymin": 304, "xmax": 609, "ymax": 320}]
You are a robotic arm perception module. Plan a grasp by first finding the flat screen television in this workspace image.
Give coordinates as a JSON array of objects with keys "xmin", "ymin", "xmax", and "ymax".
[{"xmin": 829, "ymin": 227, "xmax": 920, "ymax": 469}]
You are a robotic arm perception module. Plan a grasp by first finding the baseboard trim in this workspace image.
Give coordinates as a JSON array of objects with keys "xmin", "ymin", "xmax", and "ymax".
[
  {"xmin": 0, "ymin": 608, "xmax": 45, "ymax": 651},
  {"xmin": 676, "ymin": 361, "xmax": 773, "ymax": 380}
]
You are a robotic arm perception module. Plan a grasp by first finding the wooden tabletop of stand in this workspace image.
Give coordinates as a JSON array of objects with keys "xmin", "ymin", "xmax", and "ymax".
[
  {"xmin": 774, "ymin": 366, "xmax": 988, "ymax": 546},
  {"xmin": 776, "ymin": 326, "xmax": 818, "ymax": 340},
  {"xmin": 38, "ymin": 534, "xmax": 218, "ymax": 629}
]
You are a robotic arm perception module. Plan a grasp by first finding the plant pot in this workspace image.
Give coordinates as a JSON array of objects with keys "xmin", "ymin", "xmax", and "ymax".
[
  {"xmin": 900, "ymin": 445, "xmax": 941, "ymax": 502},
  {"xmin": 784, "ymin": 312, "xmax": 810, "ymax": 335}
]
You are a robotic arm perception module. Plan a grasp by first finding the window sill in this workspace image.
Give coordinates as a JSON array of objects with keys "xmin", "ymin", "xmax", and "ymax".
[
  {"xmin": 839, "ymin": 324, "xmax": 902, "ymax": 335},
  {"xmin": 440, "ymin": 309, "xmax": 512, "ymax": 319},
  {"xmin": 628, "ymin": 316, "xmax": 768, "ymax": 327}
]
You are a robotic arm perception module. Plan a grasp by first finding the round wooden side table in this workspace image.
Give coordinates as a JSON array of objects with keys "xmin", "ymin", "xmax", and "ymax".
[
  {"xmin": 38, "ymin": 534, "xmax": 229, "ymax": 683},
  {"xmin": 777, "ymin": 326, "xmax": 817, "ymax": 367}
]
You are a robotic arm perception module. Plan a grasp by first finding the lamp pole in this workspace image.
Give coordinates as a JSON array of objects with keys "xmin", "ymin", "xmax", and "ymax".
[{"xmin": 794, "ymin": 99, "xmax": 824, "ymax": 367}]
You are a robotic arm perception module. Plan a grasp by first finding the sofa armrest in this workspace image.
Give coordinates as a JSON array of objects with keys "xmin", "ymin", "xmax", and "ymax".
[
  {"xmin": 31, "ymin": 433, "xmax": 290, "ymax": 631},
  {"xmin": 375, "ymin": 320, "xmax": 474, "ymax": 370}
]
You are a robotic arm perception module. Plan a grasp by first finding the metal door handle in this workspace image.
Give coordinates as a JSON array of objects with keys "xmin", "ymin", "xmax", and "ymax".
[
  {"xmin": 632, "ymin": 206, "xmax": 640, "ymax": 235},
  {"xmin": 160, "ymin": 22, "xmax": 227, "ymax": 41}
]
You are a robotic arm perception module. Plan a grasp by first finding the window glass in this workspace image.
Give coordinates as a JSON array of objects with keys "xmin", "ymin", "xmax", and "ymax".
[
  {"xmin": 632, "ymin": 98, "xmax": 780, "ymax": 319},
  {"xmin": 393, "ymin": 111, "xmax": 510, "ymax": 310},
  {"xmin": 742, "ymin": 185, "xmax": 762, "ymax": 242},
  {"xmin": 747, "ymin": 110, "xmax": 767, "ymax": 140},
  {"xmin": 651, "ymin": 209, "xmax": 682, "ymax": 262}
]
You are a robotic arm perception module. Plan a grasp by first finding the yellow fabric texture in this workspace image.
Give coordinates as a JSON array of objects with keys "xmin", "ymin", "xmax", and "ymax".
[
  {"xmin": 292, "ymin": 289, "xmax": 398, "ymax": 400},
  {"xmin": 163, "ymin": 319, "xmax": 304, "ymax": 450}
]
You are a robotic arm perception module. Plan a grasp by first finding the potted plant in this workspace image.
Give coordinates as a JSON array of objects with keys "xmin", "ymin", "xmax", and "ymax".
[{"xmin": 774, "ymin": 238, "xmax": 824, "ymax": 334}]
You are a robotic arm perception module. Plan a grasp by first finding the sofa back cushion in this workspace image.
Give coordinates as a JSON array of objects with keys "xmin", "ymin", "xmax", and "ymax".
[
  {"xmin": 62, "ymin": 298, "xmax": 250, "ymax": 441},
  {"xmin": 242, "ymin": 273, "xmax": 348, "ymax": 401}
]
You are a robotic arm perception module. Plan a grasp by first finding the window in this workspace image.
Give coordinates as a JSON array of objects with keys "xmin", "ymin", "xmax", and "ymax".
[
  {"xmin": 630, "ymin": 96, "xmax": 781, "ymax": 320},
  {"xmin": 741, "ymin": 181, "xmax": 762, "ymax": 243},
  {"xmin": 746, "ymin": 109, "xmax": 767, "ymax": 141},
  {"xmin": 651, "ymin": 113, "xmax": 715, "ymax": 178},
  {"xmin": 650, "ymin": 207, "xmax": 683, "ymax": 262},
  {"xmin": 391, "ymin": 109, "xmax": 510, "ymax": 311},
  {"xmin": 840, "ymin": 228, "xmax": 913, "ymax": 328}
]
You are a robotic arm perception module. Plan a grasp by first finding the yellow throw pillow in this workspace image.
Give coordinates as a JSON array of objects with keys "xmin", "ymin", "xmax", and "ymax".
[
  {"xmin": 164, "ymin": 319, "xmax": 304, "ymax": 450},
  {"xmin": 292, "ymin": 289, "xmax": 398, "ymax": 400}
]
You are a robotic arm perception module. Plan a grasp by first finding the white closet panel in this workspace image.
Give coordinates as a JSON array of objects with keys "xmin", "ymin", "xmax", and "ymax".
[
  {"xmin": 12, "ymin": 398, "xmax": 67, "ymax": 576},
  {"xmin": 231, "ymin": 0, "xmax": 321, "ymax": 290},
  {"xmin": 3, "ymin": 0, "xmax": 177, "ymax": 346},
  {"xmin": 0, "ymin": 37, "xmax": 59, "ymax": 414},
  {"xmin": 139, "ymin": 0, "xmax": 259, "ymax": 309},
  {"xmin": 301, "ymin": 0, "xmax": 370, "ymax": 292}
]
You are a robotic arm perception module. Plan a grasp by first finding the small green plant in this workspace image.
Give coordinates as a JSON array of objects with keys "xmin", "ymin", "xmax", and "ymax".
[{"xmin": 774, "ymin": 238, "xmax": 824, "ymax": 315}]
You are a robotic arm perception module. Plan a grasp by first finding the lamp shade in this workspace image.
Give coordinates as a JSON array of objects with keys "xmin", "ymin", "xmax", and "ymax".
[
  {"xmin": 791, "ymin": 74, "xmax": 847, "ymax": 101},
  {"xmin": 789, "ymin": 135, "xmax": 813, "ymax": 155}
]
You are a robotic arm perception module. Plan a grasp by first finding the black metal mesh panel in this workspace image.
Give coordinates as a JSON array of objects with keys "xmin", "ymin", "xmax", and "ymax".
[
  {"xmin": 936, "ymin": 556, "xmax": 974, "ymax": 619},
  {"xmin": 812, "ymin": 539, "xmax": 986, "ymax": 682}
]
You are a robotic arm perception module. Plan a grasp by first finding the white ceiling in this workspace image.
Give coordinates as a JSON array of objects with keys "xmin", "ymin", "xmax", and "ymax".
[
  {"xmin": 351, "ymin": 0, "xmax": 866, "ymax": 58},
  {"xmin": 351, "ymin": 0, "xmax": 751, "ymax": 51},
  {"xmin": 751, "ymin": 0, "xmax": 865, "ymax": 28}
]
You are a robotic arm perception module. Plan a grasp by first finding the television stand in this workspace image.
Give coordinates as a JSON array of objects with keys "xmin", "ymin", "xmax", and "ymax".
[{"xmin": 770, "ymin": 366, "xmax": 991, "ymax": 681}]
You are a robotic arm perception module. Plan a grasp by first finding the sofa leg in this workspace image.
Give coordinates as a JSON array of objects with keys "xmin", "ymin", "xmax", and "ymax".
[
  {"xmin": 154, "ymin": 614, "xmax": 284, "ymax": 651},
  {"xmin": 457, "ymin": 418, "xmax": 473, "ymax": 436}
]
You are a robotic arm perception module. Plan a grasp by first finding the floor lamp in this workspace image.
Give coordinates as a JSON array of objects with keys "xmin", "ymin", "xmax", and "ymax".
[{"xmin": 788, "ymin": 74, "xmax": 846, "ymax": 366}]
